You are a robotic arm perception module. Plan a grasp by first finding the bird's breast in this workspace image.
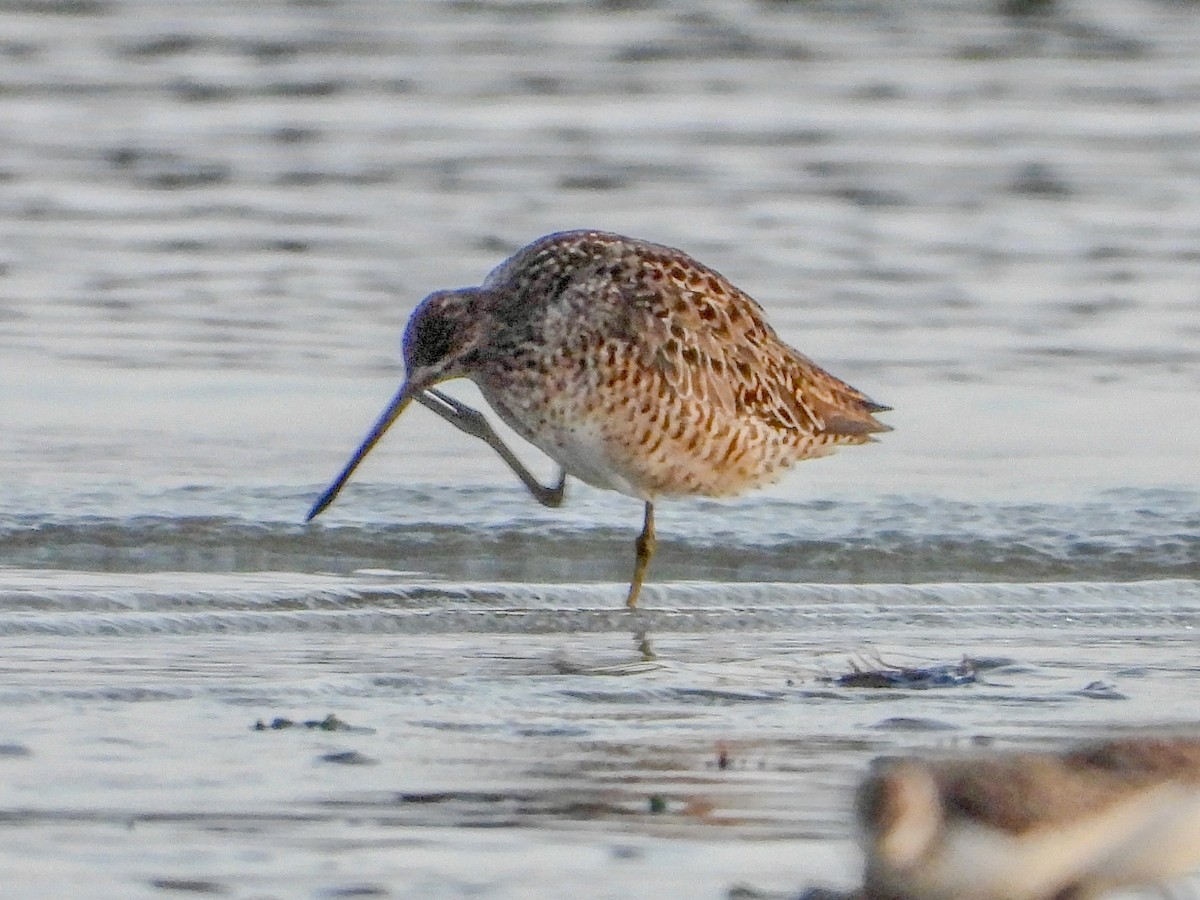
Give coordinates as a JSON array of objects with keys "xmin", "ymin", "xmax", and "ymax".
[{"xmin": 482, "ymin": 386, "xmax": 649, "ymax": 499}]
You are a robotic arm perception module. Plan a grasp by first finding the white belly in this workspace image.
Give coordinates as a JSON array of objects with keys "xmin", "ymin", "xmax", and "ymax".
[
  {"xmin": 525, "ymin": 417, "xmax": 647, "ymax": 499},
  {"xmin": 480, "ymin": 387, "xmax": 648, "ymax": 499}
]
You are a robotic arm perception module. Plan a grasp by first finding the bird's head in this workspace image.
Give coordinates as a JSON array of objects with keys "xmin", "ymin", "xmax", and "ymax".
[
  {"xmin": 400, "ymin": 287, "xmax": 484, "ymax": 388},
  {"xmin": 306, "ymin": 287, "xmax": 484, "ymax": 521}
]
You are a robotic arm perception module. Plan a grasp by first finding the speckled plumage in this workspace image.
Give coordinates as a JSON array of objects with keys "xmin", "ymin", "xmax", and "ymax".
[
  {"xmin": 309, "ymin": 230, "xmax": 889, "ymax": 606},
  {"xmin": 473, "ymin": 231, "xmax": 888, "ymax": 496}
]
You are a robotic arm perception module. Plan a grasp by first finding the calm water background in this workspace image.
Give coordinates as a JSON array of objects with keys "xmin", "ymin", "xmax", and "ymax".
[{"xmin": 2, "ymin": 1, "xmax": 1199, "ymax": 898}]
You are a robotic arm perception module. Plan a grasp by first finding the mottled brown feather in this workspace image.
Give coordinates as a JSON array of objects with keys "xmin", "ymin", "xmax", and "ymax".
[{"xmin": 465, "ymin": 230, "xmax": 889, "ymax": 498}]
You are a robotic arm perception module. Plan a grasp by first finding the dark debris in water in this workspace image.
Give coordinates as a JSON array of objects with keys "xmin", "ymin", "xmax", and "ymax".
[
  {"xmin": 727, "ymin": 884, "xmax": 803, "ymax": 900},
  {"xmin": 870, "ymin": 716, "xmax": 959, "ymax": 733},
  {"xmin": 790, "ymin": 887, "xmax": 859, "ymax": 900},
  {"xmin": 386, "ymin": 787, "xmax": 721, "ymax": 827},
  {"xmin": 820, "ymin": 653, "xmax": 1002, "ymax": 689},
  {"xmin": 318, "ymin": 750, "xmax": 378, "ymax": 766},
  {"xmin": 318, "ymin": 886, "xmax": 389, "ymax": 899},
  {"xmin": 997, "ymin": 0, "xmax": 1057, "ymax": 18},
  {"xmin": 148, "ymin": 879, "xmax": 227, "ymax": 895},
  {"xmin": 1070, "ymin": 680, "xmax": 1128, "ymax": 701},
  {"xmin": 107, "ymin": 146, "xmax": 231, "ymax": 189},
  {"xmin": 1010, "ymin": 161, "xmax": 1073, "ymax": 198},
  {"xmin": 252, "ymin": 713, "xmax": 375, "ymax": 734},
  {"xmin": 730, "ymin": 884, "xmax": 836, "ymax": 900}
]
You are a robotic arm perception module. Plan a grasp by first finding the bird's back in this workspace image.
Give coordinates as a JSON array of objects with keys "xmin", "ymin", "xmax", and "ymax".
[{"xmin": 470, "ymin": 230, "xmax": 888, "ymax": 499}]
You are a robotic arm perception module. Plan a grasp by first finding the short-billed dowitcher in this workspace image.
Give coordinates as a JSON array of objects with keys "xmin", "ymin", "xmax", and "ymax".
[
  {"xmin": 307, "ymin": 230, "xmax": 889, "ymax": 606},
  {"xmin": 855, "ymin": 736, "xmax": 1200, "ymax": 900}
]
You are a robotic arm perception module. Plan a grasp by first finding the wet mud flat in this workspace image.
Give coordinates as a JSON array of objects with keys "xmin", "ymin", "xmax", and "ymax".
[{"xmin": 2, "ymin": 587, "xmax": 1200, "ymax": 899}]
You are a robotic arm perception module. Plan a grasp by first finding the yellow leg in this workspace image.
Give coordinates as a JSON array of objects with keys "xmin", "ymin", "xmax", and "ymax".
[{"xmin": 626, "ymin": 501, "xmax": 655, "ymax": 608}]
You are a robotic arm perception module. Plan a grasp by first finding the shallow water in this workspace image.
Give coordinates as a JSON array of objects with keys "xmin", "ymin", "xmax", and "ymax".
[{"xmin": 2, "ymin": 0, "xmax": 1200, "ymax": 898}]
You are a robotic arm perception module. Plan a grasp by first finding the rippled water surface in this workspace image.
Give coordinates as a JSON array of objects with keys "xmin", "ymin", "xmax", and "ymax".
[{"xmin": 2, "ymin": 1, "xmax": 1200, "ymax": 898}]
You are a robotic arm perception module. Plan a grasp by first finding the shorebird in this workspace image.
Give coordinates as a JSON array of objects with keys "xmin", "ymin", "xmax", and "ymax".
[
  {"xmin": 855, "ymin": 736, "xmax": 1200, "ymax": 900},
  {"xmin": 307, "ymin": 230, "xmax": 889, "ymax": 606}
]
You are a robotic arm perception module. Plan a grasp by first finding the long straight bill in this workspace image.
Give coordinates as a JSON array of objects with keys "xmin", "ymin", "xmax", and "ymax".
[{"xmin": 306, "ymin": 382, "xmax": 418, "ymax": 521}]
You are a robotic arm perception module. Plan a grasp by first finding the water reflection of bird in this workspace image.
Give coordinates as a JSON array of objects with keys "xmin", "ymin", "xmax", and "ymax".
[{"xmin": 307, "ymin": 230, "xmax": 889, "ymax": 606}]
